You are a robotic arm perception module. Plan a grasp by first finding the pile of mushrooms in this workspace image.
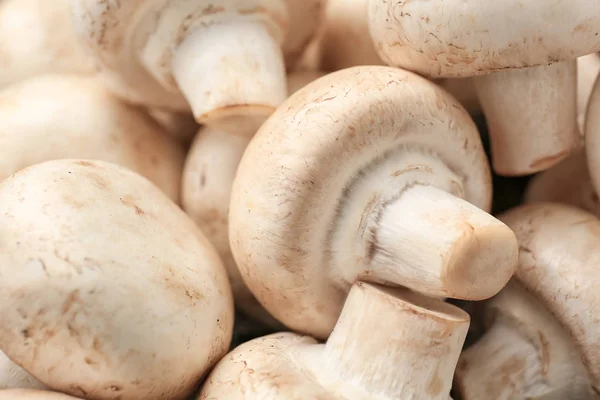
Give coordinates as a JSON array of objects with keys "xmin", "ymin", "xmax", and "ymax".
[{"xmin": 2, "ymin": 1, "xmax": 600, "ymax": 399}]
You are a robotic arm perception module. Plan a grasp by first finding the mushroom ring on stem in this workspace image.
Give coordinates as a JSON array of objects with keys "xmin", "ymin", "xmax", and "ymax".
[
  {"xmin": 0, "ymin": 160, "xmax": 233, "ymax": 400},
  {"xmin": 0, "ymin": 73, "xmax": 185, "ymax": 202},
  {"xmin": 69, "ymin": 0, "xmax": 289, "ymax": 129},
  {"xmin": 229, "ymin": 65, "xmax": 518, "ymax": 339},
  {"xmin": 182, "ymin": 70, "xmax": 326, "ymax": 327},
  {"xmin": 199, "ymin": 282, "xmax": 469, "ymax": 399},
  {"xmin": 367, "ymin": 0, "xmax": 590, "ymax": 176},
  {"xmin": 455, "ymin": 203, "xmax": 600, "ymax": 399}
]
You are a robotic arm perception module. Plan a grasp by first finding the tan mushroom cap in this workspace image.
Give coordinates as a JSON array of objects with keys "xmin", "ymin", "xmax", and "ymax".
[
  {"xmin": 367, "ymin": 1, "xmax": 600, "ymax": 78},
  {"xmin": 525, "ymin": 152, "xmax": 600, "ymax": 216},
  {"xmin": 0, "ymin": 0, "xmax": 94, "ymax": 89},
  {"xmin": 230, "ymin": 66, "xmax": 518, "ymax": 338},
  {"xmin": 497, "ymin": 204, "xmax": 600, "ymax": 393},
  {"xmin": 0, "ymin": 160, "xmax": 233, "ymax": 399},
  {"xmin": 69, "ymin": 0, "xmax": 288, "ymax": 128},
  {"xmin": 182, "ymin": 70, "xmax": 326, "ymax": 327},
  {"xmin": 0, "ymin": 74, "xmax": 185, "ymax": 202},
  {"xmin": 0, "ymin": 351, "xmax": 46, "ymax": 390},
  {"xmin": 0, "ymin": 390, "xmax": 81, "ymax": 400},
  {"xmin": 199, "ymin": 282, "xmax": 469, "ymax": 399}
]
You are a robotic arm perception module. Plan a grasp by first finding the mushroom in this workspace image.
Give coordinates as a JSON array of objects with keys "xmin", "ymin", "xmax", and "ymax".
[
  {"xmin": 229, "ymin": 66, "xmax": 518, "ymax": 338},
  {"xmin": 524, "ymin": 152, "xmax": 600, "ymax": 217},
  {"xmin": 68, "ymin": 0, "xmax": 290, "ymax": 131},
  {"xmin": 198, "ymin": 282, "xmax": 469, "ymax": 399},
  {"xmin": 368, "ymin": 1, "xmax": 589, "ymax": 175},
  {"xmin": 0, "ymin": 159, "xmax": 233, "ymax": 399},
  {"xmin": 182, "ymin": 70, "xmax": 326, "ymax": 327},
  {"xmin": 0, "ymin": 390, "xmax": 81, "ymax": 400},
  {"xmin": 0, "ymin": 0, "xmax": 94, "ymax": 89},
  {"xmin": 455, "ymin": 203, "xmax": 600, "ymax": 399},
  {"xmin": 0, "ymin": 351, "xmax": 46, "ymax": 390},
  {"xmin": 0, "ymin": 73, "xmax": 185, "ymax": 202}
]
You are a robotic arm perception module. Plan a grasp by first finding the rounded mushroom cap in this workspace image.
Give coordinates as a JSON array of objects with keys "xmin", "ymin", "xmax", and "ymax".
[
  {"xmin": 0, "ymin": 73, "xmax": 185, "ymax": 202},
  {"xmin": 282, "ymin": 0, "xmax": 323, "ymax": 68},
  {"xmin": 69, "ymin": 0, "xmax": 287, "ymax": 111},
  {"xmin": 499, "ymin": 203, "xmax": 600, "ymax": 391},
  {"xmin": 0, "ymin": 390, "xmax": 81, "ymax": 400},
  {"xmin": 0, "ymin": 0, "xmax": 94, "ymax": 89},
  {"xmin": 368, "ymin": 0, "xmax": 600, "ymax": 77},
  {"xmin": 230, "ymin": 66, "xmax": 492, "ymax": 338},
  {"xmin": 0, "ymin": 159, "xmax": 233, "ymax": 399},
  {"xmin": 0, "ymin": 351, "xmax": 46, "ymax": 390}
]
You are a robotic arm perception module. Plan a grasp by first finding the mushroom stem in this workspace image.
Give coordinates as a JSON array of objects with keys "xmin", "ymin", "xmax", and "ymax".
[
  {"xmin": 171, "ymin": 20, "xmax": 287, "ymax": 131},
  {"xmin": 323, "ymin": 284, "xmax": 469, "ymax": 399},
  {"xmin": 366, "ymin": 185, "xmax": 516, "ymax": 300},
  {"xmin": 475, "ymin": 61, "xmax": 580, "ymax": 176}
]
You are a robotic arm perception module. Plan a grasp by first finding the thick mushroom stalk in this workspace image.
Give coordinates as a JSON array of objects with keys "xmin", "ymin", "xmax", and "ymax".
[
  {"xmin": 182, "ymin": 71, "xmax": 326, "ymax": 327},
  {"xmin": 455, "ymin": 281, "xmax": 594, "ymax": 399},
  {"xmin": 229, "ymin": 66, "xmax": 518, "ymax": 338},
  {"xmin": 199, "ymin": 282, "xmax": 469, "ymax": 399},
  {"xmin": 0, "ymin": 159, "xmax": 233, "ymax": 399},
  {"xmin": 456, "ymin": 203, "xmax": 600, "ymax": 398},
  {"xmin": 0, "ymin": 0, "xmax": 94, "ymax": 89},
  {"xmin": 0, "ymin": 351, "xmax": 46, "ymax": 390},
  {"xmin": 0, "ymin": 73, "xmax": 185, "ymax": 202},
  {"xmin": 368, "ymin": 0, "xmax": 591, "ymax": 175},
  {"xmin": 69, "ymin": 0, "xmax": 288, "ymax": 129}
]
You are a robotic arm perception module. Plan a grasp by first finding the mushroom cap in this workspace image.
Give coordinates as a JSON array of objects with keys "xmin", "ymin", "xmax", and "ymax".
[
  {"xmin": 525, "ymin": 152, "xmax": 600, "ymax": 216},
  {"xmin": 69, "ymin": 0, "xmax": 287, "ymax": 110},
  {"xmin": 229, "ymin": 66, "xmax": 491, "ymax": 338},
  {"xmin": 282, "ymin": 0, "xmax": 323, "ymax": 68},
  {"xmin": 0, "ymin": 160, "xmax": 233, "ymax": 399},
  {"xmin": 0, "ymin": 73, "xmax": 185, "ymax": 202},
  {"xmin": 368, "ymin": 0, "xmax": 600, "ymax": 77},
  {"xmin": 0, "ymin": 0, "xmax": 94, "ymax": 89},
  {"xmin": 0, "ymin": 351, "xmax": 46, "ymax": 390},
  {"xmin": 0, "ymin": 390, "xmax": 81, "ymax": 400},
  {"xmin": 499, "ymin": 203, "xmax": 600, "ymax": 391}
]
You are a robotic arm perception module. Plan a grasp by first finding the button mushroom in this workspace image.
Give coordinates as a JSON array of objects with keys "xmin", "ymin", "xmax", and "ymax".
[
  {"xmin": 198, "ymin": 282, "xmax": 469, "ymax": 399},
  {"xmin": 69, "ymin": 0, "xmax": 289, "ymax": 130},
  {"xmin": 0, "ymin": 351, "xmax": 46, "ymax": 390},
  {"xmin": 0, "ymin": 390, "xmax": 81, "ymax": 400},
  {"xmin": 0, "ymin": 159, "xmax": 233, "ymax": 399},
  {"xmin": 229, "ymin": 66, "xmax": 518, "ymax": 338},
  {"xmin": 455, "ymin": 203, "xmax": 600, "ymax": 399},
  {"xmin": 0, "ymin": 73, "xmax": 185, "ymax": 202},
  {"xmin": 0, "ymin": 0, "xmax": 94, "ymax": 89},
  {"xmin": 368, "ymin": 1, "xmax": 590, "ymax": 175},
  {"xmin": 182, "ymin": 71, "xmax": 325, "ymax": 327}
]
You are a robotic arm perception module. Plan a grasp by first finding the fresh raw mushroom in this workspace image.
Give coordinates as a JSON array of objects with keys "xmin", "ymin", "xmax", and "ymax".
[
  {"xmin": 0, "ymin": 351, "xmax": 46, "ymax": 390},
  {"xmin": 0, "ymin": 73, "xmax": 185, "ymax": 202},
  {"xmin": 182, "ymin": 70, "xmax": 326, "ymax": 327},
  {"xmin": 198, "ymin": 282, "xmax": 469, "ymax": 399},
  {"xmin": 455, "ymin": 203, "xmax": 600, "ymax": 399},
  {"xmin": 367, "ymin": 1, "xmax": 594, "ymax": 176},
  {"xmin": 0, "ymin": 159, "xmax": 233, "ymax": 399},
  {"xmin": 0, "ymin": 0, "xmax": 94, "ymax": 89},
  {"xmin": 68, "ymin": 0, "xmax": 290, "ymax": 131},
  {"xmin": 229, "ymin": 66, "xmax": 518, "ymax": 338},
  {"xmin": 0, "ymin": 390, "xmax": 81, "ymax": 400}
]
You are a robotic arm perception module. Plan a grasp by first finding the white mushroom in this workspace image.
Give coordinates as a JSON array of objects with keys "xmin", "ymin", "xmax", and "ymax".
[
  {"xmin": 229, "ymin": 66, "xmax": 518, "ymax": 338},
  {"xmin": 0, "ymin": 0, "xmax": 94, "ymax": 89},
  {"xmin": 182, "ymin": 71, "xmax": 326, "ymax": 327},
  {"xmin": 0, "ymin": 74, "xmax": 185, "ymax": 202},
  {"xmin": 199, "ymin": 282, "xmax": 469, "ymax": 399},
  {"xmin": 0, "ymin": 390, "xmax": 81, "ymax": 400},
  {"xmin": 0, "ymin": 159, "xmax": 233, "ymax": 399},
  {"xmin": 455, "ymin": 203, "xmax": 600, "ymax": 398},
  {"xmin": 368, "ymin": 1, "xmax": 593, "ymax": 175},
  {"xmin": 0, "ymin": 351, "xmax": 46, "ymax": 390},
  {"xmin": 68, "ymin": 0, "xmax": 289, "ymax": 131}
]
